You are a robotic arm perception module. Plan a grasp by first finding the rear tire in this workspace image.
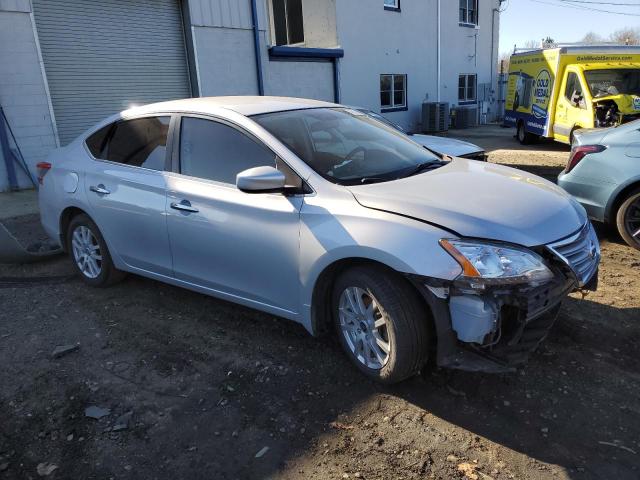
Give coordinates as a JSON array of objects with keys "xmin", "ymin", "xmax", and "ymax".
[
  {"xmin": 616, "ymin": 189, "xmax": 640, "ymax": 250},
  {"xmin": 332, "ymin": 266, "xmax": 430, "ymax": 384},
  {"xmin": 516, "ymin": 122, "xmax": 537, "ymax": 145},
  {"xmin": 67, "ymin": 214, "xmax": 125, "ymax": 287}
]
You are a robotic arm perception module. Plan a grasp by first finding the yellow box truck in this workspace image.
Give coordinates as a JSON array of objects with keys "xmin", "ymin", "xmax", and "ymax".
[{"xmin": 504, "ymin": 45, "xmax": 640, "ymax": 144}]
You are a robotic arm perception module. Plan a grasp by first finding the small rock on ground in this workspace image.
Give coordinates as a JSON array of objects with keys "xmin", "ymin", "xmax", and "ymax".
[
  {"xmin": 51, "ymin": 344, "xmax": 79, "ymax": 359},
  {"xmin": 85, "ymin": 406, "xmax": 110, "ymax": 420}
]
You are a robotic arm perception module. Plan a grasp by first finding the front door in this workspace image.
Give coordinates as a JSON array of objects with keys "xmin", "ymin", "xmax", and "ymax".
[
  {"xmin": 554, "ymin": 70, "xmax": 590, "ymax": 143},
  {"xmin": 165, "ymin": 116, "xmax": 303, "ymax": 315},
  {"xmin": 84, "ymin": 115, "xmax": 173, "ymax": 276}
]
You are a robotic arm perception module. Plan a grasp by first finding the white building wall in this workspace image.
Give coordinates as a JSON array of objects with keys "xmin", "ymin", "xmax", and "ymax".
[
  {"xmin": 0, "ymin": 0, "xmax": 500, "ymax": 191},
  {"xmin": 189, "ymin": 0, "xmax": 260, "ymax": 96},
  {"xmin": 0, "ymin": 0, "xmax": 57, "ymax": 191},
  {"xmin": 265, "ymin": 60, "xmax": 334, "ymax": 101},
  {"xmin": 335, "ymin": 0, "xmax": 500, "ymax": 130},
  {"xmin": 438, "ymin": 0, "xmax": 501, "ymax": 122},
  {"xmin": 189, "ymin": 0, "xmax": 336, "ymax": 102},
  {"xmin": 334, "ymin": 0, "xmax": 438, "ymax": 132},
  {"xmin": 295, "ymin": 0, "xmax": 338, "ymax": 49}
]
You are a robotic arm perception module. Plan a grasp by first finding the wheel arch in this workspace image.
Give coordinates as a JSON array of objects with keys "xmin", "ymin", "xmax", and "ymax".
[
  {"xmin": 569, "ymin": 125, "xmax": 582, "ymax": 145},
  {"xmin": 606, "ymin": 178, "xmax": 640, "ymax": 224},
  {"xmin": 59, "ymin": 206, "xmax": 91, "ymax": 252},
  {"xmin": 309, "ymin": 256, "xmax": 433, "ymax": 337}
]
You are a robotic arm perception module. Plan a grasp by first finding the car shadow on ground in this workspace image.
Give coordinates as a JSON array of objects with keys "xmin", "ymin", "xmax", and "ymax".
[
  {"xmin": 1, "ymin": 203, "xmax": 638, "ymax": 480},
  {"xmin": 3, "ymin": 260, "xmax": 638, "ymax": 479},
  {"xmin": 387, "ymin": 296, "xmax": 640, "ymax": 480}
]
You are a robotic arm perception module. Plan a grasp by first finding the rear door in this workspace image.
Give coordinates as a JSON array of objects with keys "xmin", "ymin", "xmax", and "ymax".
[
  {"xmin": 84, "ymin": 115, "xmax": 174, "ymax": 276},
  {"xmin": 165, "ymin": 115, "xmax": 303, "ymax": 315}
]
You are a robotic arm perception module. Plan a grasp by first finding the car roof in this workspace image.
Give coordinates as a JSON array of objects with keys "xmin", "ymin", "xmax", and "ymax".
[{"xmin": 122, "ymin": 96, "xmax": 339, "ymax": 117}]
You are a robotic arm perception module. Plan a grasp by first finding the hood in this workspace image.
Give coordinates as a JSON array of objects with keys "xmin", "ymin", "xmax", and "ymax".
[
  {"xmin": 593, "ymin": 94, "xmax": 640, "ymax": 115},
  {"xmin": 348, "ymin": 159, "xmax": 586, "ymax": 247},
  {"xmin": 409, "ymin": 134, "xmax": 484, "ymax": 157}
]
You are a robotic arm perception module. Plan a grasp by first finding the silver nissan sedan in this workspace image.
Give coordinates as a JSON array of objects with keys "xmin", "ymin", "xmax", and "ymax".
[{"xmin": 38, "ymin": 96, "xmax": 600, "ymax": 383}]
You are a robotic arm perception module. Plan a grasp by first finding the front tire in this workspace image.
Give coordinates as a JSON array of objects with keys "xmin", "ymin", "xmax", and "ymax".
[
  {"xmin": 67, "ymin": 214, "xmax": 125, "ymax": 287},
  {"xmin": 616, "ymin": 189, "xmax": 640, "ymax": 250},
  {"xmin": 332, "ymin": 266, "xmax": 430, "ymax": 384}
]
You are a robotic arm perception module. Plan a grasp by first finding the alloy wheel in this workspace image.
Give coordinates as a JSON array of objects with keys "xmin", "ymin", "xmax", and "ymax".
[
  {"xmin": 71, "ymin": 225, "xmax": 102, "ymax": 279},
  {"xmin": 624, "ymin": 197, "xmax": 640, "ymax": 246},
  {"xmin": 338, "ymin": 286, "xmax": 391, "ymax": 370}
]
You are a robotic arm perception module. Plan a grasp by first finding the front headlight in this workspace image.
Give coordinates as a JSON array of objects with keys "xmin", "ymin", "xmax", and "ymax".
[{"xmin": 440, "ymin": 239, "xmax": 554, "ymax": 286}]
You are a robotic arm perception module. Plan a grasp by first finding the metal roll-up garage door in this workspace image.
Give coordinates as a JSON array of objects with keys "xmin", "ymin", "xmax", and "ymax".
[{"xmin": 32, "ymin": 0, "xmax": 191, "ymax": 145}]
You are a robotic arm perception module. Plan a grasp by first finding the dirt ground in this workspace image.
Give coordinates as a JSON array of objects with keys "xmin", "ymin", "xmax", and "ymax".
[{"xmin": 1, "ymin": 126, "xmax": 639, "ymax": 480}]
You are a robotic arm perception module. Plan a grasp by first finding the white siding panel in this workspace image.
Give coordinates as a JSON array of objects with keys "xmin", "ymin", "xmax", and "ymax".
[
  {"xmin": 193, "ymin": 26, "xmax": 258, "ymax": 96},
  {"xmin": 265, "ymin": 61, "xmax": 334, "ymax": 102},
  {"xmin": 32, "ymin": 0, "xmax": 191, "ymax": 145},
  {"xmin": 189, "ymin": 0, "xmax": 253, "ymax": 29},
  {"xmin": 0, "ymin": 9, "xmax": 56, "ymax": 190},
  {"xmin": 0, "ymin": 0, "xmax": 31, "ymax": 13}
]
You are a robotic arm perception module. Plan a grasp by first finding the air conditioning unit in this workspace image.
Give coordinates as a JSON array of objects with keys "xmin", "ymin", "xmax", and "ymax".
[
  {"xmin": 422, "ymin": 102, "xmax": 449, "ymax": 133},
  {"xmin": 452, "ymin": 106, "xmax": 478, "ymax": 129}
]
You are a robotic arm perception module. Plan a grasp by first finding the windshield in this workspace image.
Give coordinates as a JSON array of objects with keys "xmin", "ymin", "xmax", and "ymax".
[
  {"xmin": 360, "ymin": 110, "xmax": 406, "ymax": 132},
  {"xmin": 584, "ymin": 68, "xmax": 640, "ymax": 98},
  {"xmin": 252, "ymin": 108, "xmax": 441, "ymax": 185}
]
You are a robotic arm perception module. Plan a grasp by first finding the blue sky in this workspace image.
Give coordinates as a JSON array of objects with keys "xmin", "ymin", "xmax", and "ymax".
[{"xmin": 499, "ymin": 0, "xmax": 639, "ymax": 53}]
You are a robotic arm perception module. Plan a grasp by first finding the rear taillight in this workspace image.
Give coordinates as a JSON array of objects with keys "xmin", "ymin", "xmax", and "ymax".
[
  {"xmin": 36, "ymin": 161, "xmax": 51, "ymax": 185},
  {"xmin": 565, "ymin": 145, "xmax": 606, "ymax": 173}
]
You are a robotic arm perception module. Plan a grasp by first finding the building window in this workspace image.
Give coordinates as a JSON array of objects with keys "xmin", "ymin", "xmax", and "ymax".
[
  {"xmin": 458, "ymin": 74, "xmax": 477, "ymax": 103},
  {"xmin": 380, "ymin": 74, "xmax": 407, "ymax": 111},
  {"xmin": 459, "ymin": 0, "xmax": 478, "ymax": 26},
  {"xmin": 271, "ymin": 0, "xmax": 304, "ymax": 46},
  {"xmin": 384, "ymin": 0, "xmax": 400, "ymax": 11}
]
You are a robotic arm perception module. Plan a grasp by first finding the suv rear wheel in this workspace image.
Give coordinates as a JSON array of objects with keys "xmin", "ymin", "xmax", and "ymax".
[
  {"xmin": 67, "ymin": 214, "xmax": 125, "ymax": 287},
  {"xmin": 616, "ymin": 189, "xmax": 640, "ymax": 250},
  {"xmin": 332, "ymin": 266, "xmax": 429, "ymax": 384}
]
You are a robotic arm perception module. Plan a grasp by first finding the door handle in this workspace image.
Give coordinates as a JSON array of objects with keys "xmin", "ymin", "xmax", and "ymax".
[
  {"xmin": 89, "ymin": 184, "xmax": 110, "ymax": 195},
  {"xmin": 170, "ymin": 201, "xmax": 199, "ymax": 213}
]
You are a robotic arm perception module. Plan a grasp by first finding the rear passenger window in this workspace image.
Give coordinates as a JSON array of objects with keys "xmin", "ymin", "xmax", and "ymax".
[
  {"xmin": 179, "ymin": 117, "xmax": 276, "ymax": 184},
  {"xmin": 85, "ymin": 116, "xmax": 170, "ymax": 170},
  {"xmin": 85, "ymin": 124, "xmax": 112, "ymax": 158}
]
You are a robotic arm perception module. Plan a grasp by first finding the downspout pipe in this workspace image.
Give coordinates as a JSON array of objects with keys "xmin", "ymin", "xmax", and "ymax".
[
  {"xmin": 0, "ymin": 109, "xmax": 19, "ymax": 191},
  {"xmin": 490, "ymin": 7, "xmax": 497, "ymax": 93},
  {"xmin": 333, "ymin": 59, "xmax": 340, "ymax": 104},
  {"xmin": 436, "ymin": 0, "xmax": 441, "ymax": 103},
  {"xmin": 250, "ymin": 0, "xmax": 265, "ymax": 96}
]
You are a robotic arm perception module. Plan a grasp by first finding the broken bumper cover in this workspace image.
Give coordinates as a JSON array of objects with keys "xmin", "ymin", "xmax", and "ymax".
[{"xmin": 408, "ymin": 233, "xmax": 599, "ymax": 373}]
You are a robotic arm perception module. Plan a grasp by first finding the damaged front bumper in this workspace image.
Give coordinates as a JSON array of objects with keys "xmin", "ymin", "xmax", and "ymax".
[{"xmin": 408, "ymin": 234, "xmax": 599, "ymax": 374}]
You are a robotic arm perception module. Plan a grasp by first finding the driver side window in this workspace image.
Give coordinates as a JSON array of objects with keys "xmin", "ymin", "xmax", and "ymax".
[
  {"xmin": 179, "ymin": 116, "xmax": 305, "ymax": 190},
  {"xmin": 564, "ymin": 72, "xmax": 586, "ymax": 110}
]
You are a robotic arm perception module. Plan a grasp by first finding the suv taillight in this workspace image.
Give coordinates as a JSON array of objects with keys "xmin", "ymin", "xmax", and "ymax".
[
  {"xmin": 565, "ymin": 145, "xmax": 606, "ymax": 173},
  {"xmin": 36, "ymin": 162, "xmax": 52, "ymax": 185}
]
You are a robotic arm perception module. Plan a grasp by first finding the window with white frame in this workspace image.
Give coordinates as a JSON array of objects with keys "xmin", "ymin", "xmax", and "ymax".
[
  {"xmin": 459, "ymin": 0, "xmax": 478, "ymax": 26},
  {"xmin": 384, "ymin": 0, "xmax": 400, "ymax": 9},
  {"xmin": 271, "ymin": 0, "xmax": 304, "ymax": 46},
  {"xmin": 458, "ymin": 74, "xmax": 477, "ymax": 102},
  {"xmin": 380, "ymin": 74, "xmax": 407, "ymax": 110}
]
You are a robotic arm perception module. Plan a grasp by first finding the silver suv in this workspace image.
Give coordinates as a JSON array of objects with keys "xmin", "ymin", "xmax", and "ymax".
[{"xmin": 38, "ymin": 96, "xmax": 600, "ymax": 383}]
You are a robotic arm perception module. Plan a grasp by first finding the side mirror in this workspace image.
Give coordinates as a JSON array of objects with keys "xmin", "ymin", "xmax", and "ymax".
[{"xmin": 236, "ymin": 166, "xmax": 286, "ymax": 193}]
